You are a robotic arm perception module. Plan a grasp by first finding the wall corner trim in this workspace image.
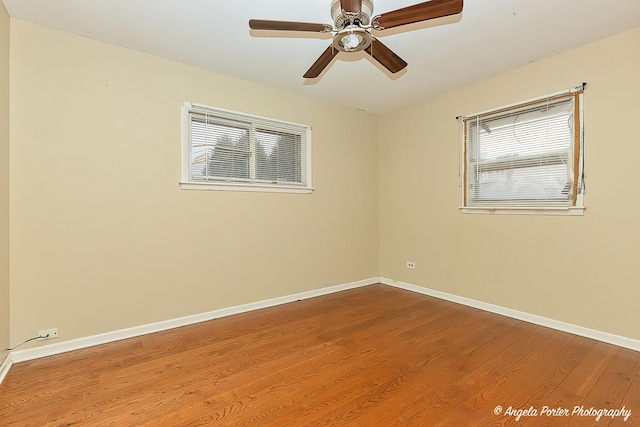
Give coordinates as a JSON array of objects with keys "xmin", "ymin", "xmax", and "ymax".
[
  {"xmin": 379, "ymin": 277, "xmax": 640, "ymax": 352},
  {"xmin": 0, "ymin": 353, "xmax": 12, "ymax": 386},
  {"xmin": 9, "ymin": 277, "xmax": 379, "ymax": 364}
]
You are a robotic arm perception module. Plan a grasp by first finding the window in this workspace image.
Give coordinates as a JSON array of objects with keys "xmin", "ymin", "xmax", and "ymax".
[
  {"xmin": 181, "ymin": 102, "xmax": 312, "ymax": 193},
  {"xmin": 462, "ymin": 88, "xmax": 584, "ymax": 214}
]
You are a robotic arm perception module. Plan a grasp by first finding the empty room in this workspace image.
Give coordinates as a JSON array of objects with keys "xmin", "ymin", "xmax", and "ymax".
[{"xmin": 1, "ymin": 0, "xmax": 640, "ymax": 425}]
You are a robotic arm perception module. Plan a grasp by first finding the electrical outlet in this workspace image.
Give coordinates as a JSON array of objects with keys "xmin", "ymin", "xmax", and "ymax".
[
  {"xmin": 37, "ymin": 328, "xmax": 59, "ymax": 341},
  {"xmin": 407, "ymin": 261, "xmax": 416, "ymax": 270}
]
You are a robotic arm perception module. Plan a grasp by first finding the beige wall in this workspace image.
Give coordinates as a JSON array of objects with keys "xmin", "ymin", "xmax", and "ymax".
[
  {"xmin": 379, "ymin": 27, "xmax": 640, "ymax": 340},
  {"xmin": 5, "ymin": 16, "xmax": 640, "ymax": 352},
  {"xmin": 0, "ymin": 3, "xmax": 9, "ymax": 363},
  {"xmin": 8, "ymin": 20, "xmax": 379, "ymax": 344}
]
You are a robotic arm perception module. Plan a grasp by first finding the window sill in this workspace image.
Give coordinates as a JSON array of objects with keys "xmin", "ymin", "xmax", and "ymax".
[
  {"xmin": 180, "ymin": 181, "xmax": 313, "ymax": 194},
  {"xmin": 459, "ymin": 206, "xmax": 585, "ymax": 216}
]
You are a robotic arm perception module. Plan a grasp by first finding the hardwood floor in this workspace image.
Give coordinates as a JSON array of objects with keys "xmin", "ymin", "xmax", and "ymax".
[{"xmin": 1, "ymin": 284, "xmax": 639, "ymax": 426}]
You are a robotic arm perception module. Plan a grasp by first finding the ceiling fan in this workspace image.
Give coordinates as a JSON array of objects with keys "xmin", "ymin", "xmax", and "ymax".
[{"xmin": 249, "ymin": 0, "xmax": 463, "ymax": 79}]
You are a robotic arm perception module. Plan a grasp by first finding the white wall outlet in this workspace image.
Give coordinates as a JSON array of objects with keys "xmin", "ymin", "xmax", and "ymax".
[
  {"xmin": 38, "ymin": 328, "xmax": 59, "ymax": 341},
  {"xmin": 407, "ymin": 261, "xmax": 416, "ymax": 270}
]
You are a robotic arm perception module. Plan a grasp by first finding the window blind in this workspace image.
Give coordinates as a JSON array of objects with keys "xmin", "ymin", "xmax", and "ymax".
[
  {"xmin": 464, "ymin": 92, "xmax": 582, "ymax": 208},
  {"xmin": 187, "ymin": 104, "xmax": 309, "ymax": 187}
]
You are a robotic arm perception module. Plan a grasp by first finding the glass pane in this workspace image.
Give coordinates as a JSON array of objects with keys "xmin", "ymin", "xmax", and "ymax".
[
  {"xmin": 255, "ymin": 130, "xmax": 302, "ymax": 183},
  {"xmin": 471, "ymin": 164, "xmax": 572, "ymax": 203},
  {"xmin": 475, "ymin": 114, "xmax": 572, "ymax": 161},
  {"xmin": 190, "ymin": 118, "xmax": 250, "ymax": 180}
]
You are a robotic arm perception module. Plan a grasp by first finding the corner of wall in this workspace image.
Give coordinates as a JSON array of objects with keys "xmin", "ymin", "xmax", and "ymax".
[{"xmin": 0, "ymin": 0, "xmax": 12, "ymax": 363}]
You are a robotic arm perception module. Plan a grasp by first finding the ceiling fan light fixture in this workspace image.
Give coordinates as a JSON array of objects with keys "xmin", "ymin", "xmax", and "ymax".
[{"xmin": 333, "ymin": 26, "xmax": 371, "ymax": 52}]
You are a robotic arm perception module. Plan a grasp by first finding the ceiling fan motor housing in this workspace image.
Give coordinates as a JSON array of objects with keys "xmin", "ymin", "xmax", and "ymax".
[{"xmin": 330, "ymin": 0, "xmax": 374, "ymax": 27}]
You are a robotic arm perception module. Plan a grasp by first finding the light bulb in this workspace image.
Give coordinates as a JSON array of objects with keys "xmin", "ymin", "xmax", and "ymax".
[
  {"xmin": 333, "ymin": 27, "xmax": 371, "ymax": 52},
  {"xmin": 345, "ymin": 34, "xmax": 361, "ymax": 49},
  {"xmin": 341, "ymin": 33, "xmax": 363, "ymax": 51}
]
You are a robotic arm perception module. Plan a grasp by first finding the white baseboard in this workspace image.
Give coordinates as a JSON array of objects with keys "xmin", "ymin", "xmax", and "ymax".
[
  {"xmin": 7, "ymin": 275, "xmax": 638, "ymax": 374},
  {"xmin": 10, "ymin": 277, "xmax": 379, "ymax": 364},
  {"xmin": 380, "ymin": 277, "xmax": 640, "ymax": 352},
  {"xmin": 0, "ymin": 353, "xmax": 12, "ymax": 386}
]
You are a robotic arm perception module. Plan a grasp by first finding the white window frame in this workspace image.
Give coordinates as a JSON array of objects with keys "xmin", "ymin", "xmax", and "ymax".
[
  {"xmin": 180, "ymin": 102, "xmax": 313, "ymax": 194},
  {"xmin": 460, "ymin": 87, "xmax": 585, "ymax": 216}
]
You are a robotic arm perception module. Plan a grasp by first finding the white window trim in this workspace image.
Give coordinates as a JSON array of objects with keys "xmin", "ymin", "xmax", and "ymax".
[
  {"xmin": 180, "ymin": 102, "xmax": 313, "ymax": 194},
  {"xmin": 459, "ymin": 87, "xmax": 585, "ymax": 216},
  {"xmin": 459, "ymin": 206, "xmax": 585, "ymax": 216},
  {"xmin": 179, "ymin": 181, "xmax": 313, "ymax": 194}
]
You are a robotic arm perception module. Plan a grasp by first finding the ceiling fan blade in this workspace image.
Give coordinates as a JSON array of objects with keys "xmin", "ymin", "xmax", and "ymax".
[
  {"xmin": 303, "ymin": 45, "xmax": 339, "ymax": 79},
  {"xmin": 373, "ymin": 0, "xmax": 463, "ymax": 30},
  {"xmin": 249, "ymin": 19, "xmax": 332, "ymax": 33},
  {"xmin": 340, "ymin": 0, "xmax": 362, "ymax": 13},
  {"xmin": 365, "ymin": 39, "xmax": 407, "ymax": 74}
]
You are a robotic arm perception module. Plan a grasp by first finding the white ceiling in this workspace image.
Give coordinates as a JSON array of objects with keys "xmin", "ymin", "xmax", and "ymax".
[{"xmin": 3, "ymin": 0, "xmax": 640, "ymax": 114}]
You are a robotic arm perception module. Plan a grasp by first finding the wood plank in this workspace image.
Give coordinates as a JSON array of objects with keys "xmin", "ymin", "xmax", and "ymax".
[
  {"xmin": 401, "ymin": 325, "xmax": 561, "ymax": 426},
  {"xmin": 521, "ymin": 340, "xmax": 620, "ymax": 426},
  {"xmin": 0, "ymin": 284, "xmax": 639, "ymax": 426},
  {"xmin": 563, "ymin": 347, "xmax": 640, "ymax": 426},
  {"xmin": 135, "ymin": 300, "xmax": 476, "ymax": 426},
  {"xmin": 479, "ymin": 334, "xmax": 595, "ymax": 426},
  {"xmin": 619, "ymin": 369, "xmax": 640, "ymax": 426},
  {"xmin": 436, "ymin": 330, "xmax": 575, "ymax": 425}
]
